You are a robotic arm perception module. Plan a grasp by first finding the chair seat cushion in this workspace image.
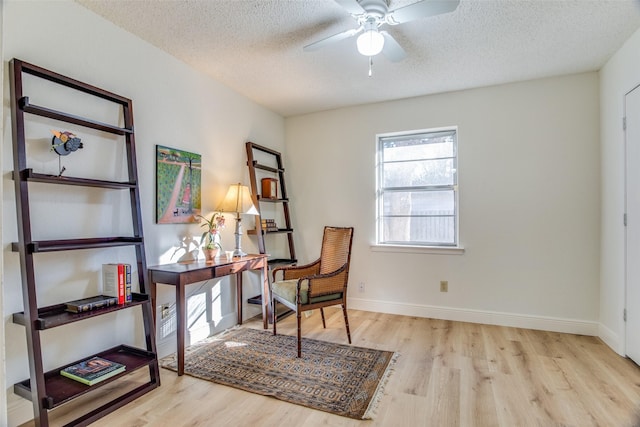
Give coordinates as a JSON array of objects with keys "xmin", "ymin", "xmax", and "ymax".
[{"xmin": 272, "ymin": 279, "xmax": 342, "ymax": 305}]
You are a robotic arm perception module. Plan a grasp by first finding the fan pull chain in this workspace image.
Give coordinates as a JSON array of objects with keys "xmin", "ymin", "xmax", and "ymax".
[{"xmin": 368, "ymin": 56, "xmax": 373, "ymax": 77}]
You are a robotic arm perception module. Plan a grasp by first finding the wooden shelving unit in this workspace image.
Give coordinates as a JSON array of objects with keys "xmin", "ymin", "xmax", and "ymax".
[
  {"xmin": 9, "ymin": 58, "xmax": 159, "ymax": 427},
  {"xmin": 245, "ymin": 142, "xmax": 297, "ymax": 267},
  {"xmin": 245, "ymin": 142, "xmax": 297, "ymax": 312}
]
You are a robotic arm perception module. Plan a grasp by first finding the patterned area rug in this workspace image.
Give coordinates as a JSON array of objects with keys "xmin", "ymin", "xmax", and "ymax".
[{"xmin": 160, "ymin": 328, "xmax": 396, "ymax": 419}]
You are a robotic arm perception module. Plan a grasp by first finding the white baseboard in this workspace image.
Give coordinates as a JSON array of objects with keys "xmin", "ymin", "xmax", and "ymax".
[
  {"xmin": 347, "ymin": 297, "xmax": 599, "ymax": 336},
  {"xmin": 598, "ymin": 322, "xmax": 624, "ymax": 356}
]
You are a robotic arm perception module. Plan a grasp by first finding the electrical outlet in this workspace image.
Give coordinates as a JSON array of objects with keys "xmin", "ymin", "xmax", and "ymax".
[
  {"xmin": 358, "ymin": 282, "xmax": 365, "ymax": 292},
  {"xmin": 440, "ymin": 281, "xmax": 448, "ymax": 292},
  {"xmin": 161, "ymin": 304, "xmax": 170, "ymax": 319}
]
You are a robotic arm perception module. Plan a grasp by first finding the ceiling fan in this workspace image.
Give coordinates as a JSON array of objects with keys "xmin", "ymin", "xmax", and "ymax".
[{"xmin": 304, "ymin": 0, "xmax": 460, "ymax": 63}]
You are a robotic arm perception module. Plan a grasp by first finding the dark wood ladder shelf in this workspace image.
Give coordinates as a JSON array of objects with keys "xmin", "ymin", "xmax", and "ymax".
[
  {"xmin": 245, "ymin": 142, "xmax": 297, "ymax": 264},
  {"xmin": 246, "ymin": 142, "xmax": 297, "ymax": 316},
  {"xmin": 9, "ymin": 58, "xmax": 159, "ymax": 427}
]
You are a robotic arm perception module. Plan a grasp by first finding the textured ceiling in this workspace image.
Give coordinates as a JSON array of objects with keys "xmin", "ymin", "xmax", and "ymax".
[{"xmin": 77, "ymin": 0, "xmax": 640, "ymax": 117}]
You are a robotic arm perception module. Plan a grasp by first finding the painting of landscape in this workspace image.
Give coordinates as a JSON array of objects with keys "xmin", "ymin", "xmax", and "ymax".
[{"xmin": 156, "ymin": 145, "xmax": 202, "ymax": 224}]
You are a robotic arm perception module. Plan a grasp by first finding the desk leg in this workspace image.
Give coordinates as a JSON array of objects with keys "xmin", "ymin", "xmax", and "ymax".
[
  {"xmin": 176, "ymin": 277, "xmax": 186, "ymax": 376},
  {"xmin": 235, "ymin": 272, "xmax": 243, "ymax": 325},
  {"xmin": 149, "ymin": 275, "xmax": 157, "ymax": 326},
  {"xmin": 261, "ymin": 260, "xmax": 269, "ymax": 329}
]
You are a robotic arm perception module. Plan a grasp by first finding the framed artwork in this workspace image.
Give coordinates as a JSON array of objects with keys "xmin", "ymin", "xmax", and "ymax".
[{"xmin": 156, "ymin": 145, "xmax": 202, "ymax": 224}]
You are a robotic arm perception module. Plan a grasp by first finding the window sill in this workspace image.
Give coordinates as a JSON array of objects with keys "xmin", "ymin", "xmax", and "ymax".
[{"xmin": 370, "ymin": 244, "xmax": 465, "ymax": 255}]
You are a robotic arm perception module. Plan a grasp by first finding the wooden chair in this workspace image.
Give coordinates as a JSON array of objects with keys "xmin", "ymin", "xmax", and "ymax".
[{"xmin": 271, "ymin": 226, "xmax": 354, "ymax": 357}]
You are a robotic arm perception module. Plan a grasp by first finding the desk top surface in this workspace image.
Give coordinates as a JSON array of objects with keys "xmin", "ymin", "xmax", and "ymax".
[{"xmin": 148, "ymin": 254, "xmax": 267, "ymax": 273}]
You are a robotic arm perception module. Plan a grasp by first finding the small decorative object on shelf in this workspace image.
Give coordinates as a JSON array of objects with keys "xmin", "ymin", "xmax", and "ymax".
[
  {"xmin": 60, "ymin": 356, "xmax": 125, "ymax": 386},
  {"xmin": 261, "ymin": 177, "xmax": 278, "ymax": 199},
  {"xmin": 50, "ymin": 130, "xmax": 83, "ymax": 156},
  {"xmin": 50, "ymin": 129, "xmax": 84, "ymax": 177},
  {"xmin": 197, "ymin": 212, "xmax": 225, "ymax": 261}
]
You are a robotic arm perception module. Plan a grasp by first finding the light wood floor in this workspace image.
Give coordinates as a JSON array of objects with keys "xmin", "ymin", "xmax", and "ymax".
[{"xmin": 21, "ymin": 309, "xmax": 640, "ymax": 426}]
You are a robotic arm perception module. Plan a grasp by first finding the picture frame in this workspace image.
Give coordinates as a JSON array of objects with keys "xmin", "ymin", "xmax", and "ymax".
[{"xmin": 156, "ymin": 145, "xmax": 201, "ymax": 224}]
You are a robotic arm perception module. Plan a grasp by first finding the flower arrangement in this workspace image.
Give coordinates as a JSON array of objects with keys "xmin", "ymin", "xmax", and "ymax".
[{"xmin": 196, "ymin": 213, "xmax": 225, "ymax": 249}]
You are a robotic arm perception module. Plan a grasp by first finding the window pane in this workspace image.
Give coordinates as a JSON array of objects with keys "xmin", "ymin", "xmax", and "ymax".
[
  {"xmin": 383, "ymin": 190, "xmax": 454, "ymax": 216},
  {"xmin": 383, "ymin": 216, "xmax": 455, "ymax": 245},
  {"xmin": 383, "ymin": 158, "xmax": 454, "ymax": 187},
  {"xmin": 382, "ymin": 133, "xmax": 454, "ymax": 162}
]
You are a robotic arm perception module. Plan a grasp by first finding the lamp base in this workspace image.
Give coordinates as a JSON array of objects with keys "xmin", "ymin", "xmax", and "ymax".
[
  {"xmin": 232, "ymin": 248, "xmax": 247, "ymax": 257},
  {"xmin": 233, "ymin": 215, "xmax": 247, "ymax": 258}
]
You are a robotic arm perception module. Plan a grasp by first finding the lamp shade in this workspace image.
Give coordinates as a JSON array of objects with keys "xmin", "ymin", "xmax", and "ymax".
[
  {"xmin": 215, "ymin": 183, "xmax": 259, "ymax": 215},
  {"xmin": 357, "ymin": 29, "xmax": 384, "ymax": 56}
]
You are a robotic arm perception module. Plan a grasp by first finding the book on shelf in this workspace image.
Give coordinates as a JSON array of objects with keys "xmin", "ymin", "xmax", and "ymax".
[
  {"xmin": 124, "ymin": 263, "xmax": 132, "ymax": 303},
  {"xmin": 102, "ymin": 263, "xmax": 125, "ymax": 304},
  {"xmin": 65, "ymin": 295, "xmax": 118, "ymax": 313},
  {"xmin": 60, "ymin": 356, "xmax": 125, "ymax": 386},
  {"xmin": 261, "ymin": 218, "xmax": 278, "ymax": 232}
]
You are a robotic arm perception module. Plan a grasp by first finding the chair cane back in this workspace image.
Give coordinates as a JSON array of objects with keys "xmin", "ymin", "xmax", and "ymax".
[{"xmin": 271, "ymin": 226, "xmax": 354, "ymax": 357}]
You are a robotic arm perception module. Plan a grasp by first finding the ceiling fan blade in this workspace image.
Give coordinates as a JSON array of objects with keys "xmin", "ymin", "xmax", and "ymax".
[
  {"xmin": 380, "ymin": 31, "xmax": 407, "ymax": 62},
  {"xmin": 335, "ymin": 0, "xmax": 366, "ymax": 16},
  {"xmin": 303, "ymin": 27, "xmax": 362, "ymax": 52},
  {"xmin": 386, "ymin": 0, "xmax": 460, "ymax": 25}
]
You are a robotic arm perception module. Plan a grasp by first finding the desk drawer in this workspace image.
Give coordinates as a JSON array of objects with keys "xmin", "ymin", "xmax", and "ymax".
[{"xmin": 214, "ymin": 263, "xmax": 243, "ymax": 276}]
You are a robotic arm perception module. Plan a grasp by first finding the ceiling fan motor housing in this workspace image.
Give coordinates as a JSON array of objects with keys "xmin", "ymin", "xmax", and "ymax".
[{"xmin": 357, "ymin": 0, "xmax": 389, "ymax": 21}]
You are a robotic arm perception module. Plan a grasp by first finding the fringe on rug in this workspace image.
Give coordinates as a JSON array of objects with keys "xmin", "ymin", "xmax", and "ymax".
[{"xmin": 362, "ymin": 351, "xmax": 400, "ymax": 420}]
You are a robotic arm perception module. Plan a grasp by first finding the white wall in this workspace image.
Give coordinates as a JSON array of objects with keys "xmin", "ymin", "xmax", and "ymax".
[
  {"xmin": 2, "ymin": 1, "xmax": 283, "ymax": 425},
  {"xmin": 599, "ymin": 27, "xmax": 640, "ymax": 355},
  {"xmin": 285, "ymin": 73, "xmax": 601, "ymax": 333}
]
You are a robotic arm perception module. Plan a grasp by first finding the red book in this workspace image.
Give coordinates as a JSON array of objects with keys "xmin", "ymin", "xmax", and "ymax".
[
  {"xmin": 117, "ymin": 263, "xmax": 125, "ymax": 304},
  {"xmin": 102, "ymin": 264, "xmax": 125, "ymax": 305}
]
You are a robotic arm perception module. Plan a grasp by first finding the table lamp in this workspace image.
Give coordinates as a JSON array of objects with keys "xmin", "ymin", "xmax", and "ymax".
[{"xmin": 216, "ymin": 183, "xmax": 259, "ymax": 257}]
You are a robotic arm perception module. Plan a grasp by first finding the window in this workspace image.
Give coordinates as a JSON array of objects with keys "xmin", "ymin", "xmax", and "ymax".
[{"xmin": 377, "ymin": 128, "xmax": 458, "ymax": 247}]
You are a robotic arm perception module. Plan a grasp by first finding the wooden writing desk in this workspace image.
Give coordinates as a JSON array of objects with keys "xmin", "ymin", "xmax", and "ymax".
[{"xmin": 148, "ymin": 254, "xmax": 269, "ymax": 375}]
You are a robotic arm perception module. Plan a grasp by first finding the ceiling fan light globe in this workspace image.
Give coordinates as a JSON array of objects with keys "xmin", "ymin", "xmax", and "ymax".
[{"xmin": 357, "ymin": 30, "xmax": 384, "ymax": 56}]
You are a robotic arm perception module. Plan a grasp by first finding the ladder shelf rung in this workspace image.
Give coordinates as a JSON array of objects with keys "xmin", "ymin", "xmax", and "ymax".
[
  {"xmin": 12, "ymin": 293, "xmax": 150, "ymax": 330},
  {"xmin": 12, "ymin": 237, "xmax": 143, "ymax": 253},
  {"xmin": 13, "ymin": 344, "xmax": 157, "ymax": 409},
  {"xmin": 18, "ymin": 169, "xmax": 136, "ymax": 189},
  {"xmin": 257, "ymin": 196, "xmax": 289, "ymax": 203},
  {"xmin": 19, "ymin": 96, "xmax": 133, "ymax": 135},
  {"xmin": 250, "ymin": 161, "xmax": 284, "ymax": 173},
  {"xmin": 248, "ymin": 228, "xmax": 293, "ymax": 236}
]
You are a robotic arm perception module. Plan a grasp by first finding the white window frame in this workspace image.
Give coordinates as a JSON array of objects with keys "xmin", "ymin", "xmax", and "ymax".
[{"xmin": 374, "ymin": 127, "xmax": 462, "ymax": 253}]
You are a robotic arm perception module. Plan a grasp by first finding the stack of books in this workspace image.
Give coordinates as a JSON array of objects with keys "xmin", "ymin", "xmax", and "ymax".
[
  {"xmin": 102, "ymin": 263, "xmax": 133, "ymax": 305},
  {"xmin": 261, "ymin": 219, "xmax": 278, "ymax": 232},
  {"xmin": 60, "ymin": 356, "xmax": 125, "ymax": 386}
]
